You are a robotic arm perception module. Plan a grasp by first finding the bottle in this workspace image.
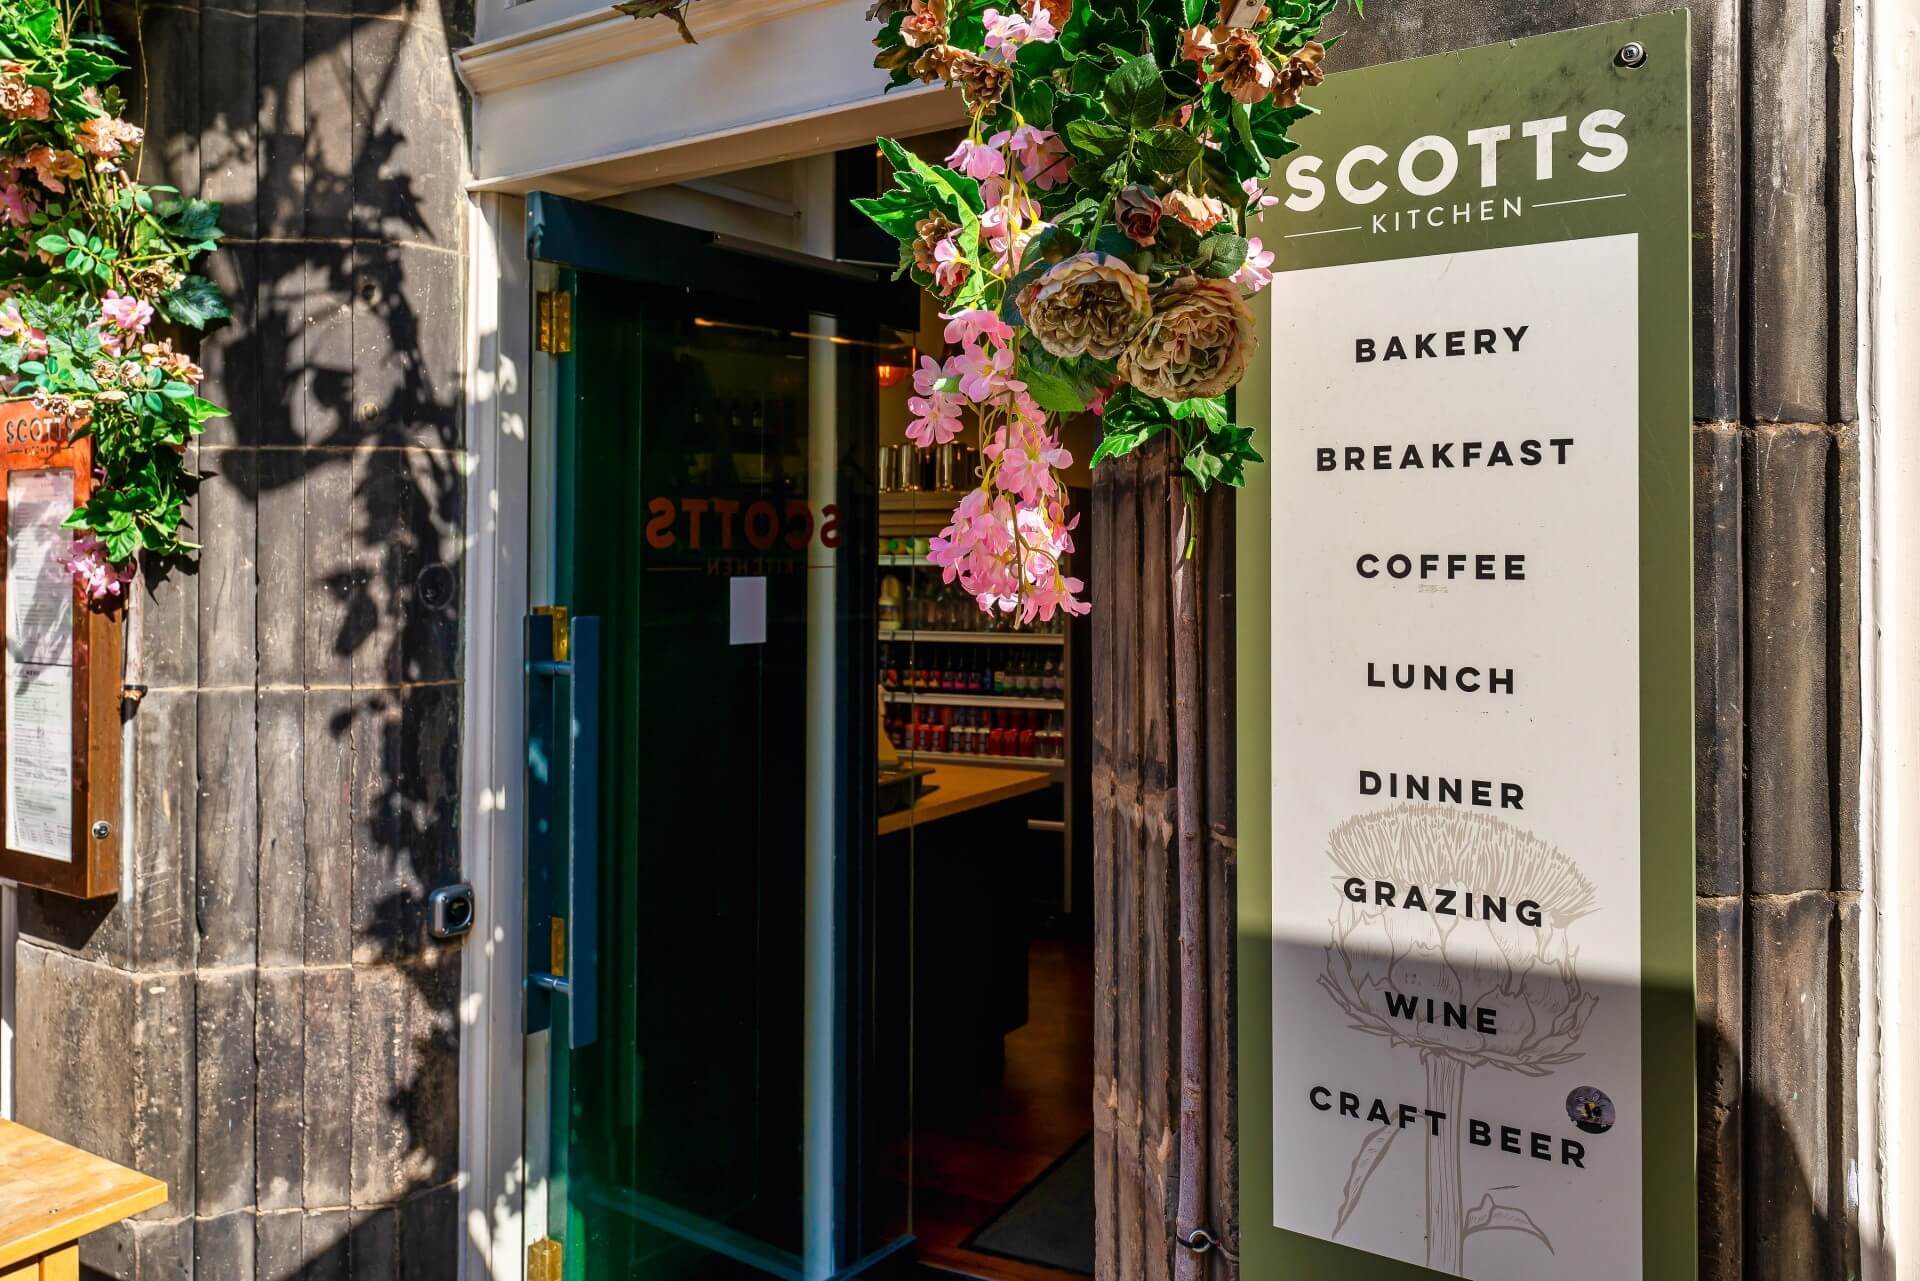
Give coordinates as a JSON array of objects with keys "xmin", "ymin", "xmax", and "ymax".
[
  {"xmin": 1018, "ymin": 711, "xmax": 1036, "ymax": 757},
  {"xmin": 993, "ymin": 658, "xmax": 1008, "ymax": 696}
]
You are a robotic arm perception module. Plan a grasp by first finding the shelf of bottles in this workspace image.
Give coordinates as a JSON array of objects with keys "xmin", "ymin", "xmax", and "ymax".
[{"xmin": 878, "ymin": 534, "xmax": 1073, "ymax": 773}]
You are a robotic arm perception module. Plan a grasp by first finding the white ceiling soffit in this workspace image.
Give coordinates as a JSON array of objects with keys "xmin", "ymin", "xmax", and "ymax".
[{"xmin": 460, "ymin": 0, "xmax": 967, "ymax": 195}]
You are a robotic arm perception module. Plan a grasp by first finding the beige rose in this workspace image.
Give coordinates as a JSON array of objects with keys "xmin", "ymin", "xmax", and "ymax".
[
  {"xmin": 1017, "ymin": 253, "xmax": 1153, "ymax": 361},
  {"xmin": 946, "ymin": 50, "xmax": 1012, "ymax": 108},
  {"xmin": 1209, "ymin": 28, "xmax": 1276, "ymax": 104},
  {"xmin": 1119, "ymin": 277, "xmax": 1256, "ymax": 400}
]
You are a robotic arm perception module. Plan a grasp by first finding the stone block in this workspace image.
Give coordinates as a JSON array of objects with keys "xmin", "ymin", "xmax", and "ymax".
[
  {"xmin": 135, "ymin": 526, "xmax": 200, "ymax": 691},
  {"xmin": 78, "ymin": 1214, "xmax": 193, "ymax": 1281},
  {"xmin": 255, "ymin": 968, "xmax": 306, "ymax": 1210},
  {"xmin": 198, "ymin": 243, "xmax": 263, "ymax": 451},
  {"xmin": 347, "ymin": 1207, "xmax": 397, "ymax": 1280},
  {"xmin": 256, "ymin": 691, "xmax": 307, "ymax": 967},
  {"xmin": 349, "ymin": 17, "xmax": 466, "ymax": 247},
  {"xmin": 1745, "ymin": 424, "xmax": 1838, "ymax": 895},
  {"xmin": 1696, "ymin": 896, "xmax": 1742, "ymax": 1281},
  {"xmin": 347, "ymin": 446, "xmax": 463, "ymax": 687},
  {"xmin": 256, "ymin": 12, "xmax": 308, "ymax": 244},
  {"xmin": 303, "ymin": 15, "xmax": 357, "ymax": 239},
  {"xmin": 1832, "ymin": 426, "xmax": 1862, "ymax": 891},
  {"xmin": 349, "ymin": 245, "xmax": 463, "ymax": 451},
  {"xmin": 348, "ymin": 960, "xmax": 458, "ymax": 1206},
  {"xmin": 1745, "ymin": 893, "xmax": 1842, "ymax": 1281},
  {"xmin": 195, "ymin": 450, "xmax": 259, "ymax": 685},
  {"xmin": 196, "ymin": 7, "xmax": 259, "ymax": 243},
  {"xmin": 303, "ymin": 968, "xmax": 356, "ymax": 1210},
  {"xmin": 195, "ymin": 967, "xmax": 259, "ymax": 1218},
  {"xmin": 1744, "ymin": 0, "xmax": 1847, "ymax": 423},
  {"xmin": 305, "ymin": 690, "xmax": 356, "ymax": 967},
  {"xmin": 397, "ymin": 1184, "xmax": 459, "ymax": 1281},
  {"xmin": 193, "ymin": 1210, "xmax": 256, "ymax": 1281},
  {"xmin": 254, "ymin": 1211, "xmax": 303, "ymax": 1281},
  {"xmin": 300, "ymin": 1210, "xmax": 353, "ymax": 1281},
  {"xmin": 13, "ymin": 947, "xmax": 195, "ymax": 1218},
  {"xmin": 1693, "ymin": 422, "xmax": 1742, "ymax": 897},
  {"xmin": 197, "ymin": 688, "xmax": 260, "ymax": 968},
  {"xmin": 350, "ymin": 685, "xmax": 461, "ymax": 963}
]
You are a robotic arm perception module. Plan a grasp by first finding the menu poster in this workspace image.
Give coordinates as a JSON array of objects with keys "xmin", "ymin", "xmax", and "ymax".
[
  {"xmin": 1237, "ymin": 16, "xmax": 1695, "ymax": 1281},
  {"xmin": 6, "ymin": 468, "xmax": 73, "ymax": 862}
]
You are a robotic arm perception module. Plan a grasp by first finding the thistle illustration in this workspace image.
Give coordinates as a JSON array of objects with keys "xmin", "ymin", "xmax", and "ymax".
[{"xmin": 1318, "ymin": 804, "xmax": 1599, "ymax": 1274}]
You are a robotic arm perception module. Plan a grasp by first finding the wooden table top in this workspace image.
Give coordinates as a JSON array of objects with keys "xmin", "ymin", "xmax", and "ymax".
[
  {"xmin": 0, "ymin": 1121, "xmax": 167, "ymax": 1268},
  {"xmin": 878, "ymin": 762, "xmax": 1053, "ymax": 837}
]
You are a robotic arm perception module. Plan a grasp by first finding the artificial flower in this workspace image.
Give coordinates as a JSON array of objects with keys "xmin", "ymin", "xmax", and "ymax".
[
  {"xmin": 1119, "ymin": 276, "xmax": 1257, "ymax": 400},
  {"xmin": 1210, "ymin": 28, "xmax": 1277, "ymax": 104},
  {"xmin": 24, "ymin": 146, "xmax": 84, "ymax": 193},
  {"xmin": 942, "ymin": 307, "xmax": 1015, "ymax": 349},
  {"xmin": 912, "ymin": 211, "xmax": 956, "ymax": 275},
  {"xmin": 1114, "ymin": 185, "xmax": 1163, "ymax": 246},
  {"xmin": 1274, "ymin": 41, "xmax": 1327, "ymax": 108},
  {"xmin": 0, "ymin": 66, "xmax": 49, "ymax": 121},
  {"xmin": 899, "ymin": 0, "xmax": 946, "ymax": 47},
  {"xmin": 1232, "ymin": 237, "xmax": 1275, "ymax": 292},
  {"xmin": 1003, "ymin": 125, "xmax": 1071, "ymax": 189},
  {"xmin": 1163, "ymin": 189, "xmax": 1229, "ymax": 233},
  {"xmin": 55, "ymin": 534, "xmax": 135, "ymax": 603},
  {"xmin": 1180, "ymin": 24, "xmax": 1218, "ymax": 72},
  {"xmin": 1242, "ymin": 178, "xmax": 1280, "ymax": 212},
  {"xmin": 932, "ymin": 234, "xmax": 971, "ymax": 294},
  {"xmin": 947, "ymin": 136, "xmax": 1006, "ymax": 181},
  {"xmin": 946, "ymin": 50, "xmax": 1012, "ymax": 108},
  {"xmin": 1016, "ymin": 253, "xmax": 1153, "ymax": 360}
]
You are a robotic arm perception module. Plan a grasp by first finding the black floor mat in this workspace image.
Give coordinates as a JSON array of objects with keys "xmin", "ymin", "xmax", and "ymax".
[{"xmin": 961, "ymin": 1135, "xmax": 1095, "ymax": 1276}]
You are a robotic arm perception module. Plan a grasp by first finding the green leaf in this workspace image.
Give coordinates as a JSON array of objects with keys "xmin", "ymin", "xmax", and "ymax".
[
  {"xmin": 1091, "ymin": 420, "xmax": 1164, "ymax": 467},
  {"xmin": 875, "ymin": 136, "xmax": 982, "ymax": 223},
  {"xmin": 154, "ymin": 197, "xmax": 225, "ymax": 243},
  {"xmin": 851, "ymin": 186, "xmax": 932, "ymax": 242},
  {"xmin": 1136, "ymin": 127, "xmax": 1201, "ymax": 176},
  {"xmin": 1167, "ymin": 395, "xmax": 1228, "ymax": 428},
  {"xmin": 66, "ymin": 227, "xmax": 84, "ymax": 245},
  {"xmin": 1017, "ymin": 338, "xmax": 1117, "ymax": 414},
  {"xmin": 1103, "ymin": 54, "xmax": 1166, "ymax": 129},
  {"xmin": 34, "ymin": 233, "xmax": 66, "ymax": 255},
  {"xmin": 159, "ymin": 275, "xmax": 230, "ymax": 328},
  {"xmin": 1015, "ymin": 77, "xmax": 1057, "ymax": 129},
  {"xmin": 1063, "ymin": 118, "xmax": 1128, "ymax": 166},
  {"xmin": 1193, "ymin": 231, "xmax": 1249, "ymax": 278},
  {"xmin": 1181, "ymin": 0, "xmax": 1206, "ymax": 29}
]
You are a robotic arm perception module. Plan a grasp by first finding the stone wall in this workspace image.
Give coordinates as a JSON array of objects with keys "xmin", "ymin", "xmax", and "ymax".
[{"xmin": 11, "ymin": 0, "xmax": 472, "ymax": 1273}]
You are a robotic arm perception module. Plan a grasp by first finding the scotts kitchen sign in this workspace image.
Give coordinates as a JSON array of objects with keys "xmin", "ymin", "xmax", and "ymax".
[{"xmin": 1237, "ymin": 15, "xmax": 1695, "ymax": 1281}]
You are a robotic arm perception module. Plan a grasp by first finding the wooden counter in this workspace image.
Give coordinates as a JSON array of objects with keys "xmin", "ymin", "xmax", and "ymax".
[
  {"xmin": 0, "ymin": 1120, "xmax": 167, "ymax": 1278},
  {"xmin": 877, "ymin": 762, "xmax": 1053, "ymax": 837}
]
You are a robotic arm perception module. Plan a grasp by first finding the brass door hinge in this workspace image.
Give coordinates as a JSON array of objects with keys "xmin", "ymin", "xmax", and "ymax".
[
  {"xmin": 533, "ymin": 605, "xmax": 570, "ymax": 661},
  {"xmin": 536, "ymin": 290, "xmax": 574, "ymax": 354},
  {"xmin": 550, "ymin": 915, "xmax": 567, "ymax": 979},
  {"xmin": 528, "ymin": 1236, "xmax": 563, "ymax": 1281}
]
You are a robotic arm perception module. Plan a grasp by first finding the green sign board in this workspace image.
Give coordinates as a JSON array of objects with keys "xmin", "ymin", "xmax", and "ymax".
[{"xmin": 1235, "ymin": 14, "xmax": 1694, "ymax": 1280}]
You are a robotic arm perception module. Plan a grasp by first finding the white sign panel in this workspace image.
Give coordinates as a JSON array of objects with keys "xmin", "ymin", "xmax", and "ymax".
[
  {"xmin": 1268, "ymin": 235, "xmax": 1642, "ymax": 1278},
  {"xmin": 7, "ymin": 468, "xmax": 73, "ymax": 861}
]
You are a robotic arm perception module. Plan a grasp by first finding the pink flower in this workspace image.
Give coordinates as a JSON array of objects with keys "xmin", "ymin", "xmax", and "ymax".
[
  {"xmin": 1181, "ymin": 24, "xmax": 1218, "ymax": 71},
  {"xmin": 942, "ymin": 308, "xmax": 1015, "ymax": 350},
  {"xmin": 101, "ymin": 290, "xmax": 154, "ymax": 335},
  {"xmin": 954, "ymin": 342, "xmax": 1018, "ymax": 403},
  {"xmin": 983, "ymin": 6, "xmax": 1055, "ymax": 50},
  {"xmin": 906, "ymin": 390, "xmax": 966, "ymax": 446},
  {"xmin": 946, "ymin": 137, "xmax": 1006, "ymax": 181},
  {"xmin": 1003, "ymin": 125, "xmax": 1073, "ymax": 190},
  {"xmin": 55, "ymin": 534, "xmax": 134, "ymax": 603},
  {"xmin": 996, "ymin": 423, "xmax": 1071, "ymax": 503},
  {"xmin": 932, "ymin": 235, "xmax": 970, "ymax": 293},
  {"xmin": 1232, "ymin": 237, "xmax": 1275, "ymax": 292},
  {"xmin": 1243, "ymin": 178, "xmax": 1280, "ymax": 212},
  {"xmin": 0, "ymin": 179, "xmax": 36, "ymax": 228}
]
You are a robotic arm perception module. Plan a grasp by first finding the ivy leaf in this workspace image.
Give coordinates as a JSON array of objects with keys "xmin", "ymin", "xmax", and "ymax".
[
  {"xmin": 1167, "ymin": 395, "xmax": 1228, "ymax": 428},
  {"xmin": 1136, "ymin": 127, "xmax": 1201, "ymax": 176},
  {"xmin": 1250, "ymin": 102, "xmax": 1314, "ymax": 159},
  {"xmin": 1091, "ymin": 419, "xmax": 1164, "ymax": 467},
  {"xmin": 159, "ymin": 275, "xmax": 230, "ymax": 328},
  {"xmin": 1192, "ymin": 231, "xmax": 1249, "ymax": 278},
  {"xmin": 1103, "ymin": 53, "xmax": 1165, "ymax": 129},
  {"xmin": 154, "ymin": 196, "xmax": 226, "ymax": 244}
]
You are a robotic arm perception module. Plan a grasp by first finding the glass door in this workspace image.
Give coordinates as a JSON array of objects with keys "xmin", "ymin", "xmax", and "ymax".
[{"xmin": 522, "ymin": 195, "xmax": 917, "ymax": 1281}]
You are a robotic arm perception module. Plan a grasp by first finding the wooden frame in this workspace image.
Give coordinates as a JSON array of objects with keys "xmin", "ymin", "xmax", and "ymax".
[{"xmin": 0, "ymin": 403, "xmax": 122, "ymax": 899}]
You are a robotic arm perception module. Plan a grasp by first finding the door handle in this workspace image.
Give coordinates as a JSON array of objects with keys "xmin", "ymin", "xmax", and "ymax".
[{"xmin": 525, "ymin": 611, "xmax": 601, "ymax": 1050}]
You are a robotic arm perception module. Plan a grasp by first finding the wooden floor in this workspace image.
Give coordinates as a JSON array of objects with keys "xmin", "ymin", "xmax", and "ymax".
[{"xmin": 902, "ymin": 931, "xmax": 1095, "ymax": 1281}]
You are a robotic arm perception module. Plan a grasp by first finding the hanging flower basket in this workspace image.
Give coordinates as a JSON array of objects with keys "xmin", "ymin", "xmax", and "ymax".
[
  {"xmin": 0, "ymin": 0, "xmax": 231, "ymax": 601},
  {"xmin": 855, "ymin": 0, "xmax": 1344, "ymax": 618}
]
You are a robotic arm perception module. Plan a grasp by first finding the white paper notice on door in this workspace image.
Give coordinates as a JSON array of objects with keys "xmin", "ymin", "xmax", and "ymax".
[{"xmin": 7, "ymin": 469, "xmax": 73, "ymax": 861}]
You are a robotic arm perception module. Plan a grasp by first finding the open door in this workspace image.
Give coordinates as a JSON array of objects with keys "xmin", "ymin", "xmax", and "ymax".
[{"xmin": 521, "ymin": 195, "xmax": 918, "ymax": 1281}]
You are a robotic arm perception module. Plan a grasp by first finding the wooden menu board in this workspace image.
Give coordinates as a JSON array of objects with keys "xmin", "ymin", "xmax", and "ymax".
[{"xmin": 0, "ymin": 401, "xmax": 122, "ymax": 898}]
